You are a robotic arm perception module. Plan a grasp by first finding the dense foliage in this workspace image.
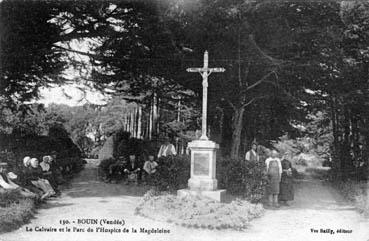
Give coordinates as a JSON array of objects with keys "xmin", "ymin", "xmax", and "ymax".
[
  {"xmin": 0, "ymin": 129, "xmax": 84, "ymax": 174},
  {"xmin": 151, "ymin": 155, "xmax": 191, "ymax": 191},
  {"xmin": 217, "ymin": 157, "xmax": 267, "ymax": 202},
  {"xmin": 0, "ymin": 1, "xmax": 66, "ymax": 110},
  {"xmin": 1, "ymin": 0, "xmax": 369, "ymax": 180}
]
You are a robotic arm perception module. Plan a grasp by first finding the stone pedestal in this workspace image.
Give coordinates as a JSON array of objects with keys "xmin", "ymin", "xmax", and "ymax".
[
  {"xmin": 177, "ymin": 189, "xmax": 226, "ymax": 202},
  {"xmin": 177, "ymin": 139, "xmax": 226, "ymax": 202}
]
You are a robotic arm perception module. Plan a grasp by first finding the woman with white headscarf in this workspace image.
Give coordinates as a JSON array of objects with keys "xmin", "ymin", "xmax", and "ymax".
[
  {"xmin": 0, "ymin": 162, "xmax": 38, "ymax": 198},
  {"xmin": 24, "ymin": 158, "xmax": 56, "ymax": 200},
  {"xmin": 20, "ymin": 156, "xmax": 42, "ymax": 197},
  {"xmin": 40, "ymin": 156, "xmax": 52, "ymax": 172},
  {"xmin": 40, "ymin": 155, "xmax": 59, "ymax": 192},
  {"xmin": 23, "ymin": 156, "xmax": 31, "ymax": 168}
]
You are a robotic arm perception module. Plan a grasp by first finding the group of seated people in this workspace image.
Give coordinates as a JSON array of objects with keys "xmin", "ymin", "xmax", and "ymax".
[
  {"xmin": 102, "ymin": 137, "xmax": 177, "ymax": 184},
  {"xmin": 103, "ymin": 152, "xmax": 159, "ymax": 185},
  {"xmin": 0, "ymin": 154, "xmax": 64, "ymax": 201}
]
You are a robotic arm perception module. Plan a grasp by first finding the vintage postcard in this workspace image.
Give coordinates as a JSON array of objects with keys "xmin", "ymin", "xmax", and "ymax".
[{"xmin": 0, "ymin": 0, "xmax": 368, "ymax": 241}]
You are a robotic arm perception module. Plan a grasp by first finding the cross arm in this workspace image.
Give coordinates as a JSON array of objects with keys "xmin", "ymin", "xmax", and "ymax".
[
  {"xmin": 186, "ymin": 68, "xmax": 203, "ymax": 73},
  {"xmin": 209, "ymin": 67, "xmax": 225, "ymax": 73}
]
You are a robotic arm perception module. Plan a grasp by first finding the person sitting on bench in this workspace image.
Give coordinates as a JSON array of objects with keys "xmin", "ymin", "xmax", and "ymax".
[
  {"xmin": 24, "ymin": 158, "xmax": 56, "ymax": 200},
  {"xmin": 105, "ymin": 156, "xmax": 127, "ymax": 183},
  {"xmin": 123, "ymin": 154, "xmax": 141, "ymax": 185},
  {"xmin": 40, "ymin": 155, "xmax": 59, "ymax": 193},
  {"xmin": 0, "ymin": 162, "xmax": 38, "ymax": 199},
  {"xmin": 142, "ymin": 154, "xmax": 158, "ymax": 184}
]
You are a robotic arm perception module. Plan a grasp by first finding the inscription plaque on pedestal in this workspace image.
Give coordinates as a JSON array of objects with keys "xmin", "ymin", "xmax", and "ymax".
[{"xmin": 193, "ymin": 153, "xmax": 209, "ymax": 176}]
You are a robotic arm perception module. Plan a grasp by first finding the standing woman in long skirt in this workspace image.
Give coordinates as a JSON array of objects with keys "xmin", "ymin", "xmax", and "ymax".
[
  {"xmin": 265, "ymin": 150, "xmax": 282, "ymax": 208},
  {"xmin": 279, "ymin": 153, "xmax": 294, "ymax": 205}
]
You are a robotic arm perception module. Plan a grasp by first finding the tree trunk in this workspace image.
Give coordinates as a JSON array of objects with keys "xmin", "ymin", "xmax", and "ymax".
[
  {"xmin": 149, "ymin": 100, "xmax": 153, "ymax": 140},
  {"xmin": 156, "ymin": 97, "xmax": 160, "ymax": 135},
  {"xmin": 330, "ymin": 96, "xmax": 341, "ymax": 178},
  {"xmin": 229, "ymin": 27, "xmax": 245, "ymax": 159},
  {"xmin": 132, "ymin": 108, "xmax": 137, "ymax": 138},
  {"xmin": 342, "ymin": 105, "xmax": 351, "ymax": 180},
  {"xmin": 177, "ymin": 98, "xmax": 181, "ymax": 122},
  {"xmin": 137, "ymin": 105, "xmax": 142, "ymax": 139},
  {"xmin": 230, "ymin": 106, "xmax": 245, "ymax": 159},
  {"xmin": 130, "ymin": 110, "xmax": 135, "ymax": 136},
  {"xmin": 152, "ymin": 93, "xmax": 158, "ymax": 138}
]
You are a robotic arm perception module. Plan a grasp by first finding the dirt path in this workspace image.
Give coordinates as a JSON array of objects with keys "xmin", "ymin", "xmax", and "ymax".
[{"xmin": 1, "ymin": 159, "xmax": 368, "ymax": 241}]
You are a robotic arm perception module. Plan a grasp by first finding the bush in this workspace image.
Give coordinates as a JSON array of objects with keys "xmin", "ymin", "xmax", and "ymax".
[
  {"xmin": 0, "ymin": 133, "xmax": 82, "ymax": 166},
  {"xmin": 273, "ymin": 134, "xmax": 329, "ymax": 167},
  {"xmin": 217, "ymin": 157, "xmax": 267, "ymax": 202},
  {"xmin": 135, "ymin": 191, "xmax": 264, "ymax": 230},
  {"xmin": 150, "ymin": 155, "xmax": 267, "ymax": 202},
  {"xmin": 114, "ymin": 137, "xmax": 153, "ymax": 159},
  {"xmin": 97, "ymin": 158, "xmax": 117, "ymax": 178},
  {"xmin": 0, "ymin": 190, "xmax": 25, "ymax": 207},
  {"xmin": 0, "ymin": 190, "xmax": 35, "ymax": 233},
  {"xmin": 99, "ymin": 132, "xmax": 152, "ymax": 160},
  {"xmin": 57, "ymin": 156, "xmax": 85, "ymax": 175},
  {"xmin": 0, "ymin": 151, "xmax": 18, "ymax": 172},
  {"xmin": 0, "ymin": 132, "xmax": 85, "ymax": 178},
  {"xmin": 151, "ymin": 155, "xmax": 190, "ymax": 191}
]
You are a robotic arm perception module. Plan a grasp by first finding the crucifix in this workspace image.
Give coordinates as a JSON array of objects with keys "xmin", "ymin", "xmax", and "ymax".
[{"xmin": 187, "ymin": 51, "xmax": 225, "ymax": 140}]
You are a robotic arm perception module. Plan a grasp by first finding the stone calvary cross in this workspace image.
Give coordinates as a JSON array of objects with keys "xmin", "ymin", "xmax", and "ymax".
[
  {"xmin": 178, "ymin": 51, "xmax": 226, "ymax": 202},
  {"xmin": 187, "ymin": 51, "xmax": 225, "ymax": 140}
]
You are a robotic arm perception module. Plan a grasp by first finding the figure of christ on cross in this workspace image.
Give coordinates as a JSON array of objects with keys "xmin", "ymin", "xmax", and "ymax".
[{"xmin": 187, "ymin": 51, "xmax": 225, "ymax": 140}]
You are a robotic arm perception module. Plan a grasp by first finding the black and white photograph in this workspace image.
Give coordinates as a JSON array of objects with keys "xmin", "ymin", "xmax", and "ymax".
[{"xmin": 0, "ymin": 0, "xmax": 369, "ymax": 240}]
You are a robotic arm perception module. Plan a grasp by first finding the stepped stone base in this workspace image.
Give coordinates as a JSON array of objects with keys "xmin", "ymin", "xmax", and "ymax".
[{"xmin": 188, "ymin": 177, "xmax": 218, "ymax": 191}]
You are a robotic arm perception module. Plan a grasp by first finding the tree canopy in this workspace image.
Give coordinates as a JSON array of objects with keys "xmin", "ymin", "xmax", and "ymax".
[{"xmin": 1, "ymin": 0, "xmax": 369, "ymax": 179}]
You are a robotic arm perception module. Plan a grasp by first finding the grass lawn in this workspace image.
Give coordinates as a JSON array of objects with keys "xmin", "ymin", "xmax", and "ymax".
[{"xmin": 0, "ymin": 190, "xmax": 36, "ymax": 233}]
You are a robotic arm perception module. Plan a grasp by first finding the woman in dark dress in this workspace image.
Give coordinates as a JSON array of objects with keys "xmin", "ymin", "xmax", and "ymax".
[
  {"xmin": 279, "ymin": 158, "xmax": 294, "ymax": 205},
  {"xmin": 23, "ymin": 158, "xmax": 56, "ymax": 200}
]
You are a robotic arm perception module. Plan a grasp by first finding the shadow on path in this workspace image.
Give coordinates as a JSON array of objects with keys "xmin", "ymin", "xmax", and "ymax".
[
  {"xmin": 39, "ymin": 202, "xmax": 74, "ymax": 210},
  {"xmin": 60, "ymin": 159, "xmax": 151, "ymax": 198}
]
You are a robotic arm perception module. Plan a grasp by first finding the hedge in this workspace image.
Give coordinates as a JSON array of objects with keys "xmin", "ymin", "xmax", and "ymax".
[
  {"xmin": 151, "ymin": 155, "xmax": 191, "ymax": 191},
  {"xmin": 0, "ymin": 133, "xmax": 84, "ymax": 175},
  {"xmin": 217, "ymin": 157, "xmax": 268, "ymax": 202},
  {"xmin": 151, "ymin": 155, "xmax": 267, "ymax": 202}
]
